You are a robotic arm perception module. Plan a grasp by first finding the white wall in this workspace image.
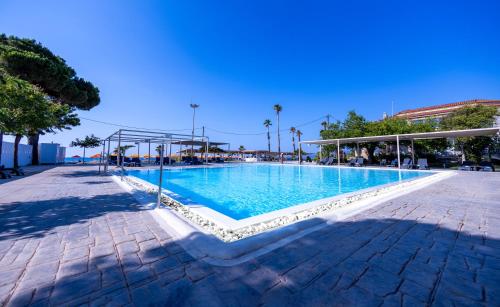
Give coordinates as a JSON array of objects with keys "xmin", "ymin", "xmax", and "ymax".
[{"xmin": 0, "ymin": 142, "xmax": 32, "ymax": 168}]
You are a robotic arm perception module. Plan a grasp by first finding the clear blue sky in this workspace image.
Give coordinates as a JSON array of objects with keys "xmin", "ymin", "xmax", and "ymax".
[{"xmin": 1, "ymin": 0, "xmax": 499, "ymax": 156}]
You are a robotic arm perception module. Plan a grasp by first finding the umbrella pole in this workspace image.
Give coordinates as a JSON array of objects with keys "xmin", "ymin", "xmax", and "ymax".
[{"xmin": 148, "ymin": 140, "xmax": 151, "ymax": 165}]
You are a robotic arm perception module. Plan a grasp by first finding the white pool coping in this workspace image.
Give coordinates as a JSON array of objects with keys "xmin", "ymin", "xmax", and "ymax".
[{"xmin": 113, "ymin": 165, "xmax": 456, "ymax": 266}]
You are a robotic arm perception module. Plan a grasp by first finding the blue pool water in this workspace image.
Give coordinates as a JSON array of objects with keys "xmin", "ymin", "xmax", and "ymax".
[{"xmin": 127, "ymin": 164, "xmax": 431, "ymax": 220}]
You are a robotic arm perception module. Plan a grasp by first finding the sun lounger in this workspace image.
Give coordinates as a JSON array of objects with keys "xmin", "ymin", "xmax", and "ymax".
[
  {"xmin": 387, "ymin": 159, "xmax": 398, "ymax": 167},
  {"xmin": 318, "ymin": 157, "xmax": 328, "ymax": 165},
  {"xmin": 479, "ymin": 161, "xmax": 495, "ymax": 172},
  {"xmin": 459, "ymin": 161, "xmax": 475, "ymax": 171},
  {"xmin": 131, "ymin": 157, "xmax": 142, "ymax": 167},
  {"xmin": 0, "ymin": 166, "xmax": 24, "ymax": 176},
  {"xmin": 356, "ymin": 157, "xmax": 365, "ymax": 166},
  {"xmin": 402, "ymin": 158, "xmax": 413, "ymax": 169},
  {"xmin": 0, "ymin": 165, "xmax": 12, "ymax": 179},
  {"xmin": 325, "ymin": 157, "xmax": 334, "ymax": 165},
  {"xmin": 417, "ymin": 158, "xmax": 430, "ymax": 170},
  {"xmin": 380, "ymin": 159, "xmax": 387, "ymax": 166}
]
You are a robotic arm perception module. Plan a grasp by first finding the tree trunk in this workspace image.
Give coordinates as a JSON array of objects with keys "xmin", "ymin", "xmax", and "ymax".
[
  {"xmin": 267, "ymin": 129, "xmax": 271, "ymax": 154},
  {"xmin": 277, "ymin": 114, "xmax": 281, "ymax": 161},
  {"xmin": 297, "ymin": 135, "xmax": 302, "ymax": 162},
  {"xmin": 14, "ymin": 134, "xmax": 22, "ymax": 169},
  {"xmin": 28, "ymin": 133, "xmax": 40, "ymax": 165},
  {"xmin": 0, "ymin": 131, "xmax": 3, "ymax": 166}
]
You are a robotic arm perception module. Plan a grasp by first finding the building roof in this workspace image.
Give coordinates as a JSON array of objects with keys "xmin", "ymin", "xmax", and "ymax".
[{"xmin": 395, "ymin": 99, "xmax": 500, "ymax": 119}]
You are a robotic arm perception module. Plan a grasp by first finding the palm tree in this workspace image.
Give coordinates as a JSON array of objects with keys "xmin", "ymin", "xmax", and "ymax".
[
  {"xmin": 113, "ymin": 145, "xmax": 135, "ymax": 166},
  {"xmin": 263, "ymin": 119, "xmax": 272, "ymax": 154},
  {"xmin": 321, "ymin": 121, "xmax": 328, "ymax": 131},
  {"xmin": 296, "ymin": 130, "xmax": 303, "ymax": 162},
  {"xmin": 238, "ymin": 145, "xmax": 245, "ymax": 160},
  {"xmin": 273, "ymin": 104, "xmax": 282, "ymax": 157},
  {"xmin": 290, "ymin": 127, "xmax": 296, "ymax": 157}
]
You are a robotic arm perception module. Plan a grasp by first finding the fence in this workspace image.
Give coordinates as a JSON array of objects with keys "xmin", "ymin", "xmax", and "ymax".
[{"xmin": 0, "ymin": 142, "xmax": 32, "ymax": 168}]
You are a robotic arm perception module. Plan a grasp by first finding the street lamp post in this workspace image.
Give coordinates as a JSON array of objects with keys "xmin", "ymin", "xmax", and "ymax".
[{"xmin": 190, "ymin": 103, "xmax": 200, "ymax": 156}]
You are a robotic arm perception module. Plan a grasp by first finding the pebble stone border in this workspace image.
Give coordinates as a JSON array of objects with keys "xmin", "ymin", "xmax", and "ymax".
[{"xmin": 120, "ymin": 172, "xmax": 448, "ymax": 242}]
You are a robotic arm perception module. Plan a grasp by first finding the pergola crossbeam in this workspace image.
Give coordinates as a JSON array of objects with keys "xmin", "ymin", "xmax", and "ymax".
[{"xmin": 299, "ymin": 127, "xmax": 500, "ymax": 168}]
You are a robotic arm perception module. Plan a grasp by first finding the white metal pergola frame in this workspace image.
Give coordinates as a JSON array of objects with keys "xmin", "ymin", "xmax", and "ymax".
[
  {"xmin": 298, "ymin": 127, "xmax": 500, "ymax": 168},
  {"xmin": 99, "ymin": 129, "xmax": 214, "ymax": 208}
]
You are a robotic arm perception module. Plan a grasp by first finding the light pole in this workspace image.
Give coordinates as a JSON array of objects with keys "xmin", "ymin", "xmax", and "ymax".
[{"xmin": 190, "ymin": 103, "xmax": 200, "ymax": 156}]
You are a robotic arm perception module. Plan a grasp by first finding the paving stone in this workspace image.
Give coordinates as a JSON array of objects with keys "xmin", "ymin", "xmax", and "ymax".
[
  {"xmin": 51, "ymin": 271, "xmax": 101, "ymax": 304},
  {"xmin": 125, "ymin": 265, "xmax": 156, "ymax": 286},
  {"xmin": 331, "ymin": 285, "xmax": 383, "ymax": 307},
  {"xmin": 151, "ymin": 256, "xmax": 180, "ymax": 275},
  {"xmin": 356, "ymin": 267, "xmax": 402, "ymax": 297},
  {"xmin": 435, "ymin": 279, "xmax": 483, "ymax": 302},
  {"xmin": 58, "ymin": 257, "xmax": 89, "ymax": 278},
  {"xmin": 185, "ymin": 260, "xmax": 214, "ymax": 282},
  {"xmin": 399, "ymin": 279, "xmax": 431, "ymax": 303},
  {"xmin": 116, "ymin": 241, "xmax": 139, "ymax": 256},
  {"xmin": 89, "ymin": 243, "xmax": 115, "ymax": 259},
  {"xmin": 0, "ymin": 166, "xmax": 498, "ymax": 306}
]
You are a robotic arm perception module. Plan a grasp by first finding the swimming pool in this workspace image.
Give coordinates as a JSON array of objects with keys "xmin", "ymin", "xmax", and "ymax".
[{"xmin": 127, "ymin": 164, "xmax": 431, "ymax": 220}]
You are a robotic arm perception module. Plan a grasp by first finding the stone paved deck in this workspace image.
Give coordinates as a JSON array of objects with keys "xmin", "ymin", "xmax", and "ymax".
[{"xmin": 0, "ymin": 166, "xmax": 499, "ymax": 306}]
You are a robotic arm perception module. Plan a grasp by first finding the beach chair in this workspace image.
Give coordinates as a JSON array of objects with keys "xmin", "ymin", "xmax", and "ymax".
[
  {"xmin": 1, "ymin": 166, "xmax": 24, "ymax": 176},
  {"xmin": 402, "ymin": 158, "xmax": 413, "ymax": 169},
  {"xmin": 387, "ymin": 159, "xmax": 398, "ymax": 167},
  {"xmin": 325, "ymin": 157, "xmax": 334, "ymax": 165},
  {"xmin": 354, "ymin": 157, "xmax": 365, "ymax": 167},
  {"xmin": 380, "ymin": 159, "xmax": 387, "ymax": 166},
  {"xmin": 417, "ymin": 158, "xmax": 430, "ymax": 170},
  {"xmin": 131, "ymin": 157, "xmax": 142, "ymax": 167},
  {"xmin": 348, "ymin": 158, "xmax": 357, "ymax": 166},
  {"xmin": 0, "ymin": 165, "xmax": 12, "ymax": 179},
  {"xmin": 459, "ymin": 161, "xmax": 475, "ymax": 171},
  {"xmin": 318, "ymin": 157, "xmax": 328, "ymax": 165},
  {"xmin": 108, "ymin": 155, "xmax": 118, "ymax": 165},
  {"xmin": 479, "ymin": 161, "xmax": 495, "ymax": 172}
]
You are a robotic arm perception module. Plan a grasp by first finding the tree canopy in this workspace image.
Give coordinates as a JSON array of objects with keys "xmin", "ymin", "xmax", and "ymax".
[
  {"xmin": 70, "ymin": 134, "xmax": 101, "ymax": 164},
  {"xmin": 0, "ymin": 34, "xmax": 100, "ymax": 109},
  {"xmin": 0, "ymin": 70, "xmax": 72, "ymax": 167},
  {"xmin": 0, "ymin": 34, "xmax": 101, "ymax": 165},
  {"xmin": 440, "ymin": 105, "xmax": 498, "ymax": 162},
  {"xmin": 0, "ymin": 71, "xmax": 71, "ymax": 137},
  {"xmin": 70, "ymin": 134, "xmax": 101, "ymax": 149},
  {"xmin": 319, "ymin": 106, "xmax": 498, "ymax": 163},
  {"xmin": 114, "ymin": 145, "xmax": 135, "ymax": 156}
]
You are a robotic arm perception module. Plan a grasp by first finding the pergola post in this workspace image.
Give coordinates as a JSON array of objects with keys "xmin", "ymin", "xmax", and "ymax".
[
  {"xmin": 148, "ymin": 140, "xmax": 151, "ymax": 165},
  {"xmin": 396, "ymin": 135, "xmax": 401, "ymax": 169},
  {"xmin": 319, "ymin": 145, "xmax": 323, "ymax": 161},
  {"xmin": 180, "ymin": 143, "xmax": 183, "ymax": 162},
  {"xmin": 411, "ymin": 139, "xmax": 415, "ymax": 164},
  {"xmin": 118, "ymin": 130, "xmax": 123, "ymax": 180},
  {"xmin": 137, "ymin": 142, "xmax": 140, "ymax": 159},
  {"xmin": 169, "ymin": 141, "xmax": 172, "ymax": 165},
  {"xmin": 205, "ymin": 138, "xmax": 209, "ymax": 164},
  {"xmin": 337, "ymin": 139, "xmax": 340, "ymax": 166},
  {"xmin": 98, "ymin": 141, "xmax": 105, "ymax": 174},
  {"xmin": 157, "ymin": 144, "xmax": 164, "ymax": 209},
  {"xmin": 105, "ymin": 139, "xmax": 111, "ymax": 173},
  {"xmin": 298, "ymin": 143, "xmax": 302, "ymax": 164}
]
